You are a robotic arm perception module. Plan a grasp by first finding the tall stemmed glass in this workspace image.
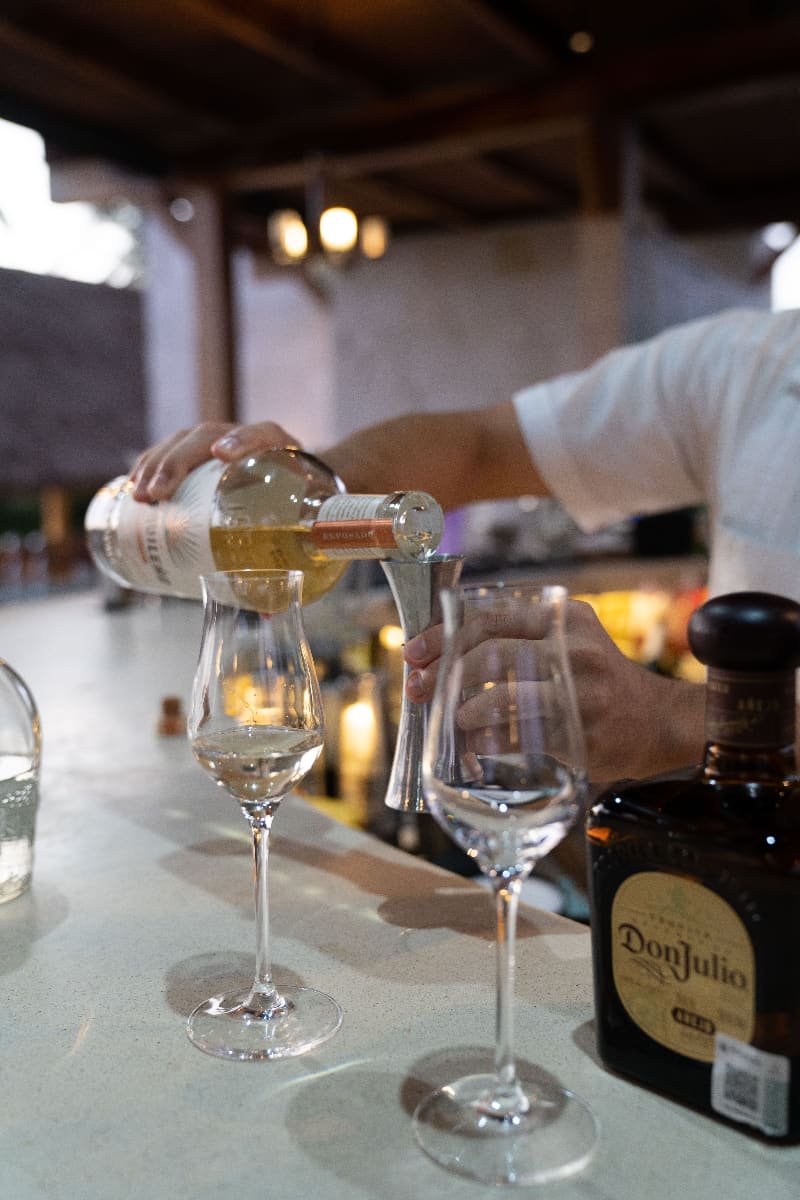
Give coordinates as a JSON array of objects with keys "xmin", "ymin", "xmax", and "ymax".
[
  {"xmin": 186, "ymin": 569, "xmax": 342, "ymax": 1060},
  {"xmin": 414, "ymin": 581, "xmax": 599, "ymax": 1184}
]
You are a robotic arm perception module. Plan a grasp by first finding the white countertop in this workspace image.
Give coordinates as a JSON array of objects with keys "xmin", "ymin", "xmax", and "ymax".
[{"xmin": 2, "ymin": 589, "xmax": 798, "ymax": 1199}]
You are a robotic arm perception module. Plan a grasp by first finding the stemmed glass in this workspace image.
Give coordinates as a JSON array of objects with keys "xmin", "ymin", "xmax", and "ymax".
[
  {"xmin": 186, "ymin": 569, "xmax": 342, "ymax": 1060},
  {"xmin": 414, "ymin": 581, "xmax": 599, "ymax": 1184}
]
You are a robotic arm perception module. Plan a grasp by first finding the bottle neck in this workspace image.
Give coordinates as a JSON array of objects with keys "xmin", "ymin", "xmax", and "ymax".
[
  {"xmin": 310, "ymin": 492, "xmax": 442, "ymax": 560},
  {"xmin": 702, "ymin": 666, "xmax": 797, "ymax": 780}
]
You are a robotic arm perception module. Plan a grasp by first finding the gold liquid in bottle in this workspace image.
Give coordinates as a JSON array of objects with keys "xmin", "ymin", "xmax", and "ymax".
[{"xmin": 209, "ymin": 526, "xmax": 347, "ymax": 605}]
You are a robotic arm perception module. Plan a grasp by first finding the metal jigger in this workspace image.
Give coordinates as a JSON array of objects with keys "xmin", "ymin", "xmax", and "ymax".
[{"xmin": 380, "ymin": 554, "xmax": 464, "ymax": 812}]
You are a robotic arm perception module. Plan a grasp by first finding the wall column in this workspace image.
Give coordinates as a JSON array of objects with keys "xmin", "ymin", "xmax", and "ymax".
[
  {"xmin": 141, "ymin": 185, "xmax": 237, "ymax": 443},
  {"xmin": 574, "ymin": 116, "xmax": 638, "ymax": 364},
  {"xmin": 180, "ymin": 185, "xmax": 237, "ymax": 424}
]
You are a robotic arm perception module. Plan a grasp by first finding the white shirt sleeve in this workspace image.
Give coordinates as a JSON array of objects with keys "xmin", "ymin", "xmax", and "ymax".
[
  {"xmin": 513, "ymin": 306, "xmax": 800, "ymax": 600},
  {"xmin": 512, "ymin": 311, "xmax": 744, "ymax": 532}
]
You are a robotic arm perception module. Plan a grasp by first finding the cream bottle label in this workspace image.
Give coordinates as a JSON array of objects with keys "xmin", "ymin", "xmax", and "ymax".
[
  {"xmin": 115, "ymin": 461, "xmax": 221, "ymax": 597},
  {"xmin": 611, "ymin": 873, "xmax": 755, "ymax": 1063}
]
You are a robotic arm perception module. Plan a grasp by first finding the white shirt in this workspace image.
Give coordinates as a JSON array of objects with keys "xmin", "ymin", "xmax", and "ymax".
[{"xmin": 513, "ymin": 308, "xmax": 800, "ymax": 603}]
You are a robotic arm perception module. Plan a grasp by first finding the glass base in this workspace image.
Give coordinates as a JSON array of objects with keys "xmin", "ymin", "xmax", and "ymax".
[
  {"xmin": 187, "ymin": 985, "xmax": 343, "ymax": 1061},
  {"xmin": 0, "ymin": 836, "xmax": 33, "ymax": 903},
  {"xmin": 413, "ymin": 1072, "xmax": 599, "ymax": 1185}
]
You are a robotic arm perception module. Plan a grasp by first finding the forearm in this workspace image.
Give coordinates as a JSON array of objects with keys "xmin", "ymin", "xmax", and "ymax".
[
  {"xmin": 130, "ymin": 399, "xmax": 552, "ymax": 507},
  {"xmin": 320, "ymin": 401, "xmax": 551, "ymax": 511}
]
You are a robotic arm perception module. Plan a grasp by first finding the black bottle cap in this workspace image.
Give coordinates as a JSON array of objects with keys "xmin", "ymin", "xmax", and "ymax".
[{"xmin": 688, "ymin": 591, "xmax": 800, "ymax": 671}]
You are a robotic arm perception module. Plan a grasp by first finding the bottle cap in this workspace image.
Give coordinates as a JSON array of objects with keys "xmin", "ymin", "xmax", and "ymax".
[{"xmin": 688, "ymin": 591, "xmax": 800, "ymax": 671}]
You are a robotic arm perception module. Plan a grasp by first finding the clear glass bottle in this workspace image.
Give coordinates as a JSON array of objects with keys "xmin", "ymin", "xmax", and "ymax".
[
  {"xmin": 85, "ymin": 448, "xmax": 443, "ymax": 604},
  {"xmin": 0, "ymin": 659, "xmax": 41, "ymax": 903},
  {"xmin": 586, "ymin": 591, "xmax": 800, "ymax": 1143}
]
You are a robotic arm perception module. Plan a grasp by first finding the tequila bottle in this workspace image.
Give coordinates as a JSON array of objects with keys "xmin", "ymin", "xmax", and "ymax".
[
  {"xmin": 586, "ymin": 591, "xmax": 800, "ymax": 1141},
  {"xmin": 85, "ymin": 448, "xmax": 443, "ymax": 603}
]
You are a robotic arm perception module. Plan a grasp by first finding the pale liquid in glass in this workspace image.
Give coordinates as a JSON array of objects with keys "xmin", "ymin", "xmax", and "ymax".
[
  {"xmin": 192, "ymin": 725, "xmax": 323, "ymax": 806},
  {"xmin": 428, "ymin": 753, "xmax": 580, "ymax": 874}
]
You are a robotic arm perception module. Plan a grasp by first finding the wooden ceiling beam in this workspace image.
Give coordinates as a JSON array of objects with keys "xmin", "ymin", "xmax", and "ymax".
[
  {"xmin": 0, "ymin": 16, "xmax": 231, "ymax": 138},
  {"xmin": 332, "ymin": 175, "xmax": 480, "ymax": 228},
  {"xmin": 219, "ymin": 116, "xmax": 581, "ymax": 193},
  {"xmin": 650, "ymin": 179, "xmax": 800, "ymax": 232},
  {"xmin": 163, "ymin": 0, "xmax": 382, "ymax": 96},
  {"xmin": 641, "ymin": 72, "xmax": 800, "ymax": 122},
  {"xmin": 441, "ymin": 0, "xmax": 563, "ymax": 69},
  {"xmin": 467, "ymin": 151, "xmax": 575, "ymax": 205},
  {"xmin": 638, "ymin": 125, "xmax": 721, "ymax": 207},
  {"xmin": 218, "ymin": 13, "xmax": 800, "ymax": 170}
]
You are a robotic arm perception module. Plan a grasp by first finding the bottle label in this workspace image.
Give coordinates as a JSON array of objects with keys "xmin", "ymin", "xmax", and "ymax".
[
  {"xmin": 114, "ymin": 461, "xmax": 222, "ymax": 597},
  {"xmin": 611, "ymin": 872, "xmax": 755, "ymax": 1063},
  {"xmin": 313, "ymin": 496, "xmax": 397, "ymax": 557},
  {"xmin": 706, "ymin": 668, "xmax": 796, "ymax": 747}
]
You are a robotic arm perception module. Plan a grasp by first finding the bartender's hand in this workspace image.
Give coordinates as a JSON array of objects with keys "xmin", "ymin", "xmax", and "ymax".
[
  {"xmin": 404, "ymin": 597, "xmax": 706, "ymax": 783},
  {"xmin": 129, "ymin": 420, "xmax": 299, "ymax": 502}
]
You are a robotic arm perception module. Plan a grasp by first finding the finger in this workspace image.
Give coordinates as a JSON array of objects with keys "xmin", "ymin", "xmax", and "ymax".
[
  {"xmin": 131, "ymin": 423, "xmax": 236, "ymax": 500},
  {"xmin": 211, "ymin": 421, "xmax": 301, "ymax": 461},
  {"xmin": 406, "ymin": 592, "xmax": 565, "ymax": 671},
  {"xmin": 451, "ymin": 608, "xmax": 555, "ymax": 669},
  {"xmin": 129, "ymin": 429, "xmax": 193, "ymax": 488},
  {"xmin": 404, "ymin": 623, "xmax": 445, "ymax": 667},
  {"xmin": 458, "ymin": 637, "xmax": 551, "ymax": 693},
  {"xmin": 405, "ymin": 631, "xmax": 551, "ymax": 704},
  {"xmin": 457, "ymin": 679, "xmax": 559, "ymax": 731},
  {"xmin": 405, "ymin": 609, "xmax": 553, "ymax": 687},
  {"xmin": 405, "ymin": 667, "xmax": 435, "ymax": 703}
]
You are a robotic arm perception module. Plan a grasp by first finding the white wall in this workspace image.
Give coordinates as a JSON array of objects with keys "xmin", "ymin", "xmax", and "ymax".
[
  {"xmin": 233, "ymin": 252, "xmax": 335, "ymax": 449},
  {"xmin": 329, "ymin": 219, "xmax": 583, "ymax": 436},
  {"xmin": 625, "ymin": 218, "xmax": 770, "ymax": 342},
  {"xmin": 141, "ymin": 209, "xmax": 769, "ymax": 455},
  {"xmin": 141, "ymin": 212, "xmax": 198, "ymax": 445}
]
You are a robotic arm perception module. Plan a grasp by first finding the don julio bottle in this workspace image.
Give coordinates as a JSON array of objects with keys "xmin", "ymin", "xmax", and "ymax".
[
  {"xmin": 85, "ymin": 448, "xmax": 443, "ymax": 604},
  {"xmin": 586, "ymin": 591, "xmax": 800, "ymax": 1142}
]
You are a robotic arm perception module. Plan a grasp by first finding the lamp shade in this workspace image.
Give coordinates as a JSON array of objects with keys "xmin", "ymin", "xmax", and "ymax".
[
  {"xmin": 359, "ymin": 215, "xmax": 390, "ymax": 259},
  {"xmin": 319, "ymin": 206, "xmax": 358, "ymax": 255},
  {"xmin": 268, "ymin": 209, "xmax": 308, "ymax": 264}
]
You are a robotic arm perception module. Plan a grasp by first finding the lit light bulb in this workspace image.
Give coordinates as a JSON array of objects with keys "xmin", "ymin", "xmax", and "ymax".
[
  {"xmin": 569, "ymin": 30, "xmax": 594, "ymax": 54},
  {"xmin": 319, "ymin": 206, "xmax": 358, "ymax": 255},
  {"xmin": 378, "ymin": 624, "xmax": 403, "ymax": 651},
  {"xmin": 268, "ymin": 209, "xmax": 308, "ymax": 264},
  {"xmin": 360, "ymin": 215, "xmax": 390, "ymax": 259}
]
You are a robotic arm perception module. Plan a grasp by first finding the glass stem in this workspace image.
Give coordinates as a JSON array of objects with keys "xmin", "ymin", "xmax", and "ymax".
[
  {"xmin": 491, "ymin": 876, "xmax": 529, "ymax": 1117},
  {"xmin": 245, "ymin": 813, "xmax": 285, "ymax": 1016}
]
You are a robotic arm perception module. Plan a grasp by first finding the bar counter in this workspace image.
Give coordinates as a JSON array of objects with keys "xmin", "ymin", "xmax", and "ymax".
[{"xmin": 3, "ymin": 590, "xmax": 798, "ymax": 1199}]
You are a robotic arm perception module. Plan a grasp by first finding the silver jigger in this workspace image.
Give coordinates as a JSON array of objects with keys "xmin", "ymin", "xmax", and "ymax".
[{"xmin": 380, "ymin": 554, "xmax": 464, "ymax": 812}]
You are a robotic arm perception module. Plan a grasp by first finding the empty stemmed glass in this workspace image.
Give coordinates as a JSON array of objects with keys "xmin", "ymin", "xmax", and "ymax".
[
  {"xmin": 414, "ymin": 581, "xmax": 599, "ymax": 1184},
  {"xmin": 186, "ymin": 569, "xmax": 342, "ymax": 1060}
]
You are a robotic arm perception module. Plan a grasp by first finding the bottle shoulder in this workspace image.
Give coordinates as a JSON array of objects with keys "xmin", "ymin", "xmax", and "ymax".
[
  {"xmin": 214, "ymin": 447, "xmax": 345, "ymax": 526},
  {"xmin": 589, "ymin": 766, "xmax": 800, "ymax": 835}
]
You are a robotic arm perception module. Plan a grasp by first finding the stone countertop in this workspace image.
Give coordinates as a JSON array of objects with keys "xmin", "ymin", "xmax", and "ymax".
[{"xmin": 1, "ymin": 589, "xmax": 796, "ymax": 1200}]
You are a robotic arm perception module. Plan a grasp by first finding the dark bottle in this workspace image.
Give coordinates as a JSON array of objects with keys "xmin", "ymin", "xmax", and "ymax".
[{"xmin": 586, "ymin": 592, "xmax": 800, "ymax": 1142}]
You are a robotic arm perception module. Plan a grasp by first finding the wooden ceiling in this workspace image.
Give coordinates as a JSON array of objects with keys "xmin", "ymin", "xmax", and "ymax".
[{"xmin": 2, "ymin": 0, "xmax": 800, "ymax": 250}]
